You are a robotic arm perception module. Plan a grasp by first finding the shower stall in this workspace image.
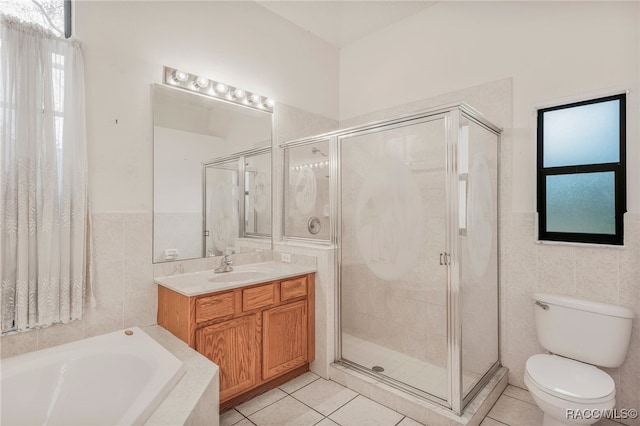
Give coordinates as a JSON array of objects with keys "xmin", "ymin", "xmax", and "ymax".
[{"xmin": 282, "ymin": 103, "xmax": 501, "ymax": 414}]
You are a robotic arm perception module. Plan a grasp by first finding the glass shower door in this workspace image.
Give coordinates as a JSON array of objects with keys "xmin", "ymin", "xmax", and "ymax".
[
  {"xmin": 458, "ymin": 116, "xmax": 499, "ymax": 400},
  {"xmin": 339, "ymin": 116, "xmax": 449, "ymax": 401}
]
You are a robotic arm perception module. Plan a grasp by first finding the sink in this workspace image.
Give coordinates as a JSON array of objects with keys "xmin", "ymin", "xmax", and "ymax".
[{"xmin": 208, "ymin": 270, "xmax": 271, "ymax": 283}]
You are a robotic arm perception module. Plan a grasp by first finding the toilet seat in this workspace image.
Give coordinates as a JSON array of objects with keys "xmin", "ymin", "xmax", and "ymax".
[{"xmin": 525, "ymin": 354, "xmax": 615, "ymax": 404}]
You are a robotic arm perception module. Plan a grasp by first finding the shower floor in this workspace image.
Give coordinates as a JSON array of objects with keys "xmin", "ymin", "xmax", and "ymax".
[{"xmin": 341, "ymin": 333, "xmax": 480, "ymax": 400}]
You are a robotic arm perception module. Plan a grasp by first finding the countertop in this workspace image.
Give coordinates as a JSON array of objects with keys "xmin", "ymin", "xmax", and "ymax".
[{"xmin": 154, "ymin": 261, "xmax": 316, "ymax": 297}]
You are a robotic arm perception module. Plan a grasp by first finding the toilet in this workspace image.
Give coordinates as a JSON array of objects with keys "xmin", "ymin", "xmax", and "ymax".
[{"xmin": 524, "ymin": 293, "xmax": 635, "ymax": 426}]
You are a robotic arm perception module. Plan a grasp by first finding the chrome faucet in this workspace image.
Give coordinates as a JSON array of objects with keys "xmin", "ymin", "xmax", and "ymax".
[{"xmin": 214, "ymin": 255, "xmax": 233, "ymax": 273}]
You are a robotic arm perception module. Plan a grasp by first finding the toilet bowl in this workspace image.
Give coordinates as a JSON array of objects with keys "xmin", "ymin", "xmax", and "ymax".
[
  {"xmin": 524, "ymin": 293, "xmax": 634, "ymax": 426},
  {"xmin": 524, "ymin": 354, "xmax": 615, "ymax": 426}
]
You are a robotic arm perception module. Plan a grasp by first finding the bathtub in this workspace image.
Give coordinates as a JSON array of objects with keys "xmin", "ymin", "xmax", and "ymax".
[{"xmin": 1, "ymin": 327, "xmax": 185, "ymax": 426}]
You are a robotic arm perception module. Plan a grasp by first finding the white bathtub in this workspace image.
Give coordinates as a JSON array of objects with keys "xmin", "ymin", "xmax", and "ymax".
[{"xmin": 1, "ymin": 327, "xmax": 185, "ymax": 426}]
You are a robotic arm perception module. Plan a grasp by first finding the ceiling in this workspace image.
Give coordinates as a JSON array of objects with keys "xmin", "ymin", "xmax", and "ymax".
[{"xmin": 257, "ymin": 1, "xmax": 437, "ymax": 48}]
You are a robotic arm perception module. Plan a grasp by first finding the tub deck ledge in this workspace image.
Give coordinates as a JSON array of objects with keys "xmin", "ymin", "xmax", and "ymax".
[{"xmin": 143, "ymin": 325, "xmax": 219, "ymax": 426}]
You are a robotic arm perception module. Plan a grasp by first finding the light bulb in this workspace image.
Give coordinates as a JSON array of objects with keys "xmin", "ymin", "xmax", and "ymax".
[
  {"xmin": 215, "ymin": 83, "xmax": 228, "ymax": 94},
  {"xmin": 250, "ymin": 93, "xmax": 261, "ymax": 103},
  {"xmin": 174, "ymin": 70, "xmax": 188, "ymax": 82},
  {"xmin": 195, "ymin": 76, "xmax": 209, "ymax": 88},
  {"xmin": 265, "ymin": 98, "xmax": 275, "ymax": 108},
  {"xmin": 234, "ymin": 89, "xmax": 246, "ymax": 99}
]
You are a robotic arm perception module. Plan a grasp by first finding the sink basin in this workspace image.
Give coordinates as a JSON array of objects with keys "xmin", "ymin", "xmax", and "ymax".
[{"xmin": 208, "ymin": 270, "xmax": 271, "ymax": 283}]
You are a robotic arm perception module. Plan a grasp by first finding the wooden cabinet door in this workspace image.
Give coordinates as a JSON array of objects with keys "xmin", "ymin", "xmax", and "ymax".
[
  {"xmin": 262, "ymin": 300, "xmax": 307, "ymax": 380},
  {"xmin": 196, "ymin": 314, "xmax": 259, "ymax": 401}
]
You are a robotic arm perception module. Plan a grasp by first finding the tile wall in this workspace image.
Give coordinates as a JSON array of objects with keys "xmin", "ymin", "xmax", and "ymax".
[
  {"xmin": 502, "ymin": 213, "xmax": 640, "ymax": 426},
  {"xmin": 1, "ymin": 212, "xmax": 156, "ymax": 357}
]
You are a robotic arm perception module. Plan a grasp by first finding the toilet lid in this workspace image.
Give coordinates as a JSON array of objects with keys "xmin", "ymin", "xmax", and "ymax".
[{"xmin": 526, "ymin": 354, "xmax": 615, "ymax": 401}]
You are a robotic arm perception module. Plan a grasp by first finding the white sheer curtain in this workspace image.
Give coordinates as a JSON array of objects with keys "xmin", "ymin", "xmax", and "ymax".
[{"xmin": 0, "ymin": 16, "xmax": 87, "ymax": 332}]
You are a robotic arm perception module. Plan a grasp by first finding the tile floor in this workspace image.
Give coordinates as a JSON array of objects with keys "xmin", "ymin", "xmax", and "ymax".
[{"xmin": 220, "ymin": 372, "xmax": 621, "ymax": 426}]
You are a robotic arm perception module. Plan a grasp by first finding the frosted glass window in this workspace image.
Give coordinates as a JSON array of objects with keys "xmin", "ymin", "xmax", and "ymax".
[
  {"xmin": 537, "ymin": 94, "xmax": 625, "ymax": 245},
  {"xmin": 543, "ymin": 100, "xmax": 620, "ymax": 167},
  {"xmin": 546, "ymin": 173, "xmax": 615, "ymax": 234}
]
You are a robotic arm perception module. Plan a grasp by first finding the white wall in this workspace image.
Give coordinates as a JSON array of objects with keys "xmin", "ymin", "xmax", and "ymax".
[
  {"xmin": 340, "ymin": 1, "xmax": 640, "ymax": 214},
  {"xmin": 154, "ymin": 127, "xmax": 222, "ymax": 213},
  {"xmin": 75, "ymin": 0, "xmax": 339, "ymax": 212}
]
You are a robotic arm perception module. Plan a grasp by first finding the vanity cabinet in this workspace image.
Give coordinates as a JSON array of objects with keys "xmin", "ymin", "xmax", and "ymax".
[
  {"xmin": 197, "ymin": 314, "xmax": 259, "ymax": 401},
  {"xmin": 157, "ymin": 273, "xmax": 315, "ymax": 410},
  {"xmin": 263, "ymin": 300, "xmax": 308, "ymax": 380}
]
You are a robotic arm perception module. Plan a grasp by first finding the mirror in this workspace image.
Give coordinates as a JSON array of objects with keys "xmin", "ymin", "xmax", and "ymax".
[
  {"xmin": 203, "ymin": 148, "xmax": 271, "ymax": 257},
  {"xmin": 153, "ymin": 84, "xmax": 272, "ymax": 263}
]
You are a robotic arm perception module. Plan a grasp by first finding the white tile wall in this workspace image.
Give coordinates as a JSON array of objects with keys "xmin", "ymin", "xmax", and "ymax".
[
  {"xmin": 1, "ymin": 212, "xmax": 156, "ymax": 358},
  {"xmin": 503, "ymin": 213, "xmax": 640, "ymax": 426}
]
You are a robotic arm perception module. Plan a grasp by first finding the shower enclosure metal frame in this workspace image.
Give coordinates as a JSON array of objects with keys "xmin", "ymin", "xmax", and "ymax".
[
  {"xmin": 280, "ymin": 137, "xmax": 335, "ymax": 245},
  {"xmin": 280, "ymin": 103, "xmax": 502, "ymax": 415},
  {"xmin": 202, "ymin": 146, "xmax": 272, "ymax": 254}
]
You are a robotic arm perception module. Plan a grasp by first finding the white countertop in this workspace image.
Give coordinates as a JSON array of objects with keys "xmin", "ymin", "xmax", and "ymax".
[{"xmin": 154, "ymin": 261, "xmax": 316, "ymax": 297}]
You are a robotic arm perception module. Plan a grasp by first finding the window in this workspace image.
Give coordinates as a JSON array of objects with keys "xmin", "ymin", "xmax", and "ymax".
[
  {"xmin": 537, "ymin": 94, "xmax": 626, "ymax": 245},
  {"xmin": 0, "ymin": 0, "xmax": 71, "ymax": 38}
]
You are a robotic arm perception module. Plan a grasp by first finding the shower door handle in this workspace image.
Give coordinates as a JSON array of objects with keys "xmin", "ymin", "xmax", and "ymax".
[{"xmin": 439, "ymin": 253, "xmax": 450, "ymax": 266}]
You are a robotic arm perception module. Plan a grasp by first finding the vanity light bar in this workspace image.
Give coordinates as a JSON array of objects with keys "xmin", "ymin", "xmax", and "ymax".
[{"xmin": 163, "ymin": 66, "xmax": 274, "ymax": 113}]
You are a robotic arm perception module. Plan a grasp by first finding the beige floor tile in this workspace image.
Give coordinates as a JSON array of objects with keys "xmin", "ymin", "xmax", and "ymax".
[
  {"xmin": 248, "ymin": 396, "xmax": 324, "ymax": 426},
  {"xmin": 236, "ymin": 388, "xmax": 288, "ymax": 417},
  {"xmin": 481, "ymin": 417, "xmax": 509, "ymax": 426},
  {"xmin": 233, "ymin": 420, "xmax": 255, "ymax": 426},
  {"xmin": 280, "ymin": 371, "xmax": 321, "ymax": 394},
  {"xmin": 220, "ymin": 409, "xmax": 245, "ymax": 426},
  {"xmin": 314, "ymin": 418, "xmax": 339, "ymax": 426},
  {"xmin": 488, "ymin": 395, "xmax": 543, "ymax": 426},
  {"xmin": 503, "ymin": 385, "xmax": 536, "ymax": 406},
  {"xmin": 397, "ymin": 416, "xmax": 425, "ymax": 425},
  {"xmin": 328, "ymin": 395, "xmax": 404, "ymax": 426},
  {"xmin": 292, "ymin": 379, "xmax": 358, "ymax": 416}
]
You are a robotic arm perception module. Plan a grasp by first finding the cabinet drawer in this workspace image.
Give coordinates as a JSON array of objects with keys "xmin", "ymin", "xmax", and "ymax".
[
  {"xmin": 196, "ymin": 292, "xmax": 235, "ymax": 323},
  {"xmin": 243, "ymin": 283, "xmax": 277, "ymax": 311},
  {"xmin": 280, "ymin": 277, "xmax": 307, "ymax": 302}
]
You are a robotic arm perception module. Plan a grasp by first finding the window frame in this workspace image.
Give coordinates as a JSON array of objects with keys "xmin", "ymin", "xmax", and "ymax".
[
  {"xmin": 64, "ymin": 0, "xmax": 72, "ymax": 38},
  {"xmin": 537, "ymin": 93, "xmax": 626, "ymax": 245}
]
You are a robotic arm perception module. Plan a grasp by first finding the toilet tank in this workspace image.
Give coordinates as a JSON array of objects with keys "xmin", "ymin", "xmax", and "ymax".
[{"xmin": 533, "ymin": 293, "xmax": 635, "ymax": 368}]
